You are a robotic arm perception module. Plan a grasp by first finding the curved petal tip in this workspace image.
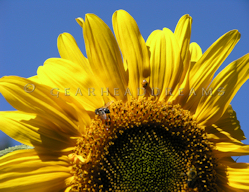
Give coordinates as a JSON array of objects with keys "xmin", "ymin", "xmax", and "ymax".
[{"xmin": 76, "ymin": 17, "xmax": 84, "ymax": 28}]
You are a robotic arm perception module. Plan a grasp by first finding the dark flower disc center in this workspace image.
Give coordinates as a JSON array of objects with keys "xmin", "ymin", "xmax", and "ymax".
[{"xmin": 100, "ymin": 126, "xmax": 187, "ymax": 191}]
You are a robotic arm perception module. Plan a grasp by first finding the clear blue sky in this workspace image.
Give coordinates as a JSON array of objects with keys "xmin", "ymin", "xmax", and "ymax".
[{"xmin": 0, "ymin": 1, "xmax": 249, "ymax": 162}]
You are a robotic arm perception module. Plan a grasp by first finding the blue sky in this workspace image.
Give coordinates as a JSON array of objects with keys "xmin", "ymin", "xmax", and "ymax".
[{"xmin": 0, "ymin": 1, "xmax": 249, "ymax": 162}]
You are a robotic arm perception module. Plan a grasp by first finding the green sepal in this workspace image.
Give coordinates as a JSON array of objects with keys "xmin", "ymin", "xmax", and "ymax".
[{"xmin": 0, "ymin": 145, "xmax": 34, "ymax": 157}]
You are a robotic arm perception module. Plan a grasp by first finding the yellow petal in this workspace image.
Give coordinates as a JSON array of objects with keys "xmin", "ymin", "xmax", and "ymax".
[
  {"xmin": 215, "ymin": 142, "xmax": 249, "ymax": 157},
  {"xmin": 174, "ymin": 14, "xmax": 192, "ymax": 76},
  {"xmin": 28, "ymin": 75, "xmax": 41, "ymax": 84},
  {"xmin": 37, "ymin": 58, "xmax": 106, "ymax": 111},
  {"xmin": 207, "ymin": 126, "xmax": 243, "ymax": 146},
  {"xmin": 216, "ymin": 157, "xmax": 249, "ymax": 192},
  {"xmin": 168, "ymin": 15, "xmax": 193, "ymax": 106},
  {"xmin": 83, "ymin": 13, "xmax": 127, "ymax": 101},
  {"xmin": 188, "ymin": 42, "xmax": 202, "ymax": 79},
  {"xmin": 57, "ymin": 32, "xmax": 92, "ymax": 74},
  {"xmin": 112, "ymin": 10, "xmax": 150, "ymax": 98},
  {"xmin": 0, "ymin": 76, "xmax": 80, "ymax": 136},
  {"xmin": 0, "ymin": 111, "xmax": 76, "ymax": 151},
  {"xmin": 146, "ymin": 30, "xmax": 160, "ymax": 45},
  {"xmin": 146, "ymin": 28, "xmax": 182, "ymax": 101},
  {"xmin": 146, "ymin": 30, "xmax": 166, "ymax": 93},
  {"xmin": 161, "ymin": 28, "xmax": 183, "ymax": 102},
  {"xmin": 226, "ymin": 162, "xmax": 249, "ymax": 190},
  {"xmin": 185, "ymin": 30, "xmax": 241, "ymax": 112},
  {"xmin": 189, "ymin": 42, "xmax": 202, "ymax": 63},
  {"xmin": 76, "ymin": 17, "xmax": 84, "ymax": 27},
  {"xmin": 0, "ymin": 149, "xmax": 71, "ymax": 192},
  {"xmin": 195, "ymin": 53, "xmax": 249, "ymax": 126}
]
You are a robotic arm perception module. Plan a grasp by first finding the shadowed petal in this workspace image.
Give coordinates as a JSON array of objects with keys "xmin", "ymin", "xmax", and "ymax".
[
  {"xmin": 0, "ymin": 76, "xmax": 80, "ymax": 136},
  {"xmin": 0, "ymin": 149, "xmax": 71, "ymax": 192},
  {"xmin": 206, "ymin": 105, "xmax": 245, "ymax": 144},
  {"xmin": 0, "ymin": 111, "xmax": 76, "ymax": 152}
]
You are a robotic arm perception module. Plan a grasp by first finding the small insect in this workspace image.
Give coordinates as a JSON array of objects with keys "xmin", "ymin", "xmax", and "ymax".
[
  {"xmin": 141, "ymin": 79, "xmax": 148, "ymax": 88},
  {"xmin": 95, "ymin": 101, "xmax": 113, "ymax": 120},
  {"xmin": 185, "ymin": 166, "xmax": 198, "ymax": 189}
]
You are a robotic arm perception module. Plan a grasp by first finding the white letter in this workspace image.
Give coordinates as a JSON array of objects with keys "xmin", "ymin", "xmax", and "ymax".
[
  {"xmin": 88, "ymin": 88, "xmax": 96, "ymax": 96},
  {"xmin": 51, "ymin": 88, "xmax": 59, "ymax": 98},
  {"xmin": 178, "ymin": 88, "xmax": 184, "ymax": 96},
  {"xmin": 218, "ymin": 87, "xmax": 225, "ymax": 96},
  {"xmin": 101, "ymin": 88, "xmax": 109, "ymax": 96},
  {"xmin": 137, "ymin": 88, "xmax": 146, "ymax": 96},
  {"xmin": 65, "ymin": 88, "xmax": 70, "ymax": 96},
  {"xmin": 75, "ymin": 88, "xmax": 83, "ymax": 96},
  {"xmin": 114, "ymin": 88, "xmax": 120, "ymax": 96},
  {"xmin": 166, "ymin": 88, "xmax": 173, "ymax": 96},
  {"xmin": 124, "ymin": 88, "xmax": 132, "ymax": 96},
  {"xmin": 189, "ymin": 88, "xmax": 196, "ymax": 96},
  {"xmin": 151, "ymin": 88, "xmax": 160, "ymax": 96},
  {"xmin": 202, "ymin": 88, "xmax": 212, "ymax": 96}
]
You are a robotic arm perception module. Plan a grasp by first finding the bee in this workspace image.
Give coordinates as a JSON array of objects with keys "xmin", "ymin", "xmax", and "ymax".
[
  {"xmin": 95, "ymin": 101, "xmax": 113, "ymax": 120},
  {"xmin": 141, "ymin": 79, "xmax": 148, "ymax": 88},
  {"xmin": 185, "ymin": 166, "xmax": 198, "ymax": 189}
]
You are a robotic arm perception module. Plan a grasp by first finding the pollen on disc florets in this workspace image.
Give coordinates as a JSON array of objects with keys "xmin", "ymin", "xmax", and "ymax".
[{"xmin": 68, "ymin": 97, "xmax": 218, "ymax": 192}]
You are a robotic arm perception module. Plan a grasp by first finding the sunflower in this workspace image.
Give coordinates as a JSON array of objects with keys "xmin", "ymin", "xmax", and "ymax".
[{"xmin": 0, "ymin": 9, "xmax": 249, "ymax": 192}]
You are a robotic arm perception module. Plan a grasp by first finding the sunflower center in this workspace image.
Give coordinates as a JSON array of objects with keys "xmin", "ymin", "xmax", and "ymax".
[
  {"xmin": 99, "ymin": 126, "xmax": 186, "ymax": 191},
  {"xmin": 69, "ymin": 97, "xmax": 218, "ymax": 192}
]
